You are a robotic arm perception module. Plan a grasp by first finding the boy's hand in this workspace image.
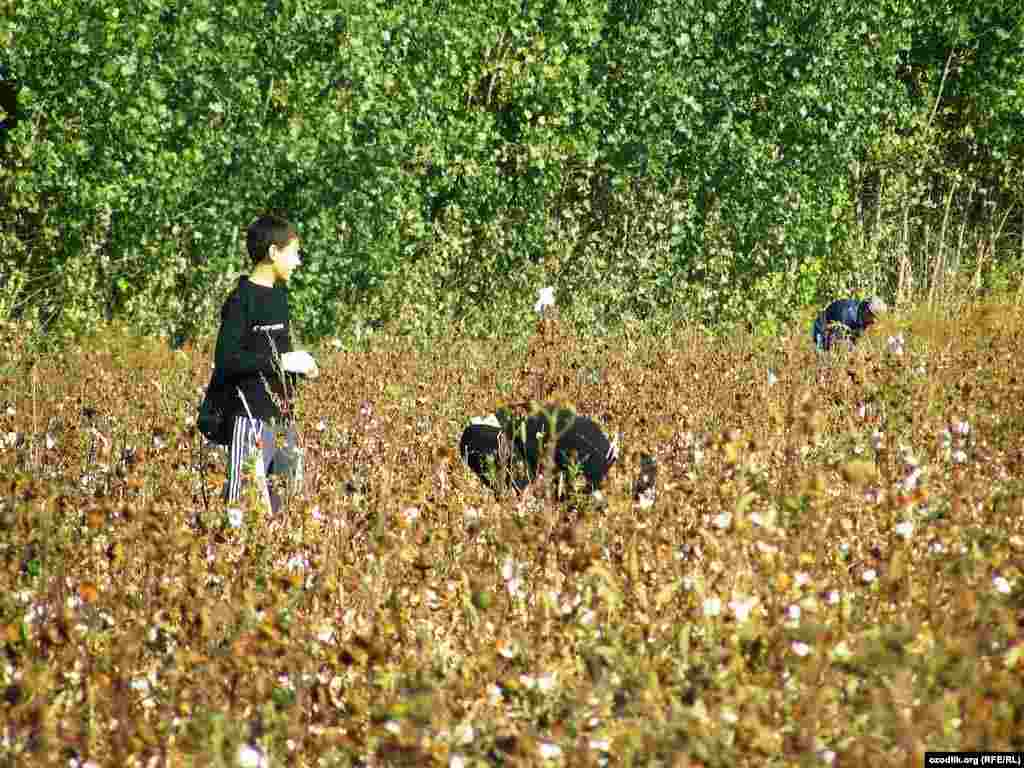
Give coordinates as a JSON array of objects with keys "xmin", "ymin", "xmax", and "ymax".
[{"xmin": 281, "ymin": 350, "xmax": 319, "ymax": 377}]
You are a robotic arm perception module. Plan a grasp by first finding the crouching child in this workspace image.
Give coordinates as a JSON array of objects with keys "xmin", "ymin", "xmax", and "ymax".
[{"xmin": 459, "ymin": 402, "xmax": 653, "ymax": 502}]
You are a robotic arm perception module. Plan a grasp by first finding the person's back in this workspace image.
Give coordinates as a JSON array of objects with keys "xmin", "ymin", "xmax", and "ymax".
[
  {"xmin": 459, "ymin": 403, "xmax": 618, "ymax": 495},
  {"xmin": 515, "ymin": 406, "xmax": 617, "ymax": 493}
]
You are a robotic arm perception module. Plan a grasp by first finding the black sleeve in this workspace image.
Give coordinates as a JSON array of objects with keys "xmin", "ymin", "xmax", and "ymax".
[{"xmin": 214, "ymin": 290, "xmax": 276, "ymax": 378}]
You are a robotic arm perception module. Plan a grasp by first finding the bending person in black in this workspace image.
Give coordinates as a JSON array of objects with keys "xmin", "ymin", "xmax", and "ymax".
[{"xmin": 459, "ymin": 403, "xmax": 623, "ymax": 498}]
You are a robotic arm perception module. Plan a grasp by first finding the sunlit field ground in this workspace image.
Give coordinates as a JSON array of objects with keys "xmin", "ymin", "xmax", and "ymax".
[{"xmin": 1, "ymin": 301, "xmax": 1023, "ymax": 767}]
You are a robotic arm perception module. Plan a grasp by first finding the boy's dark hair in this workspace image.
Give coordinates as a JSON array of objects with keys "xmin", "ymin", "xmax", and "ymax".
[{"xmin": 246, "ymin": 214, "xmax": 298, "ymax": 265}]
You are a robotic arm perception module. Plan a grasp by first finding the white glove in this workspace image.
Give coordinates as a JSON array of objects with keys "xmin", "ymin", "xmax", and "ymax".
[{"xmin": 281, "ymin": 350, "xmax": 319, "ymax": 377}]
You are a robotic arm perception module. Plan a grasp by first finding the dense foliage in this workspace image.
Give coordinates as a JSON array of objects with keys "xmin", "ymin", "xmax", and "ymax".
[
  {"xmin": 1, "ymin": 304, "xmax": 1024, "ymax": 764},
  {"xmin": 2, "ymin": 1, "xmax": 1023, "ymax": 341}
]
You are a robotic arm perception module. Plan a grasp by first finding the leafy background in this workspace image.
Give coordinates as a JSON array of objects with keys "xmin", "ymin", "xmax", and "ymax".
[{"xmin": 2, "ymin": 0, "xmax": 1022, "ymax": 344}]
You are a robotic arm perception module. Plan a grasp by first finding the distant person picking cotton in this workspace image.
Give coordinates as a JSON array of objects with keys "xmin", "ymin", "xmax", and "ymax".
[{"xmin": 812, "ymin": 296, "xmax": 888, "ymax": 353}]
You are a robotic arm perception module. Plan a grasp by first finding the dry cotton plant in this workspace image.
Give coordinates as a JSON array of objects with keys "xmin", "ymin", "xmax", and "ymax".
[{"xmin": 0, "ymin": 304, "xmax": 1023, "ymax": 767}]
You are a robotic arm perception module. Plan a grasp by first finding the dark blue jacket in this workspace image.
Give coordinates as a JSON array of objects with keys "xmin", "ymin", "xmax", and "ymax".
[{"xmin": 812, "ymin": 299, "xmax": 871, "ymax": 351}]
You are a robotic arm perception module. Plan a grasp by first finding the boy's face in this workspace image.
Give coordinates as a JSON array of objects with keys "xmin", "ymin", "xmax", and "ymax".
[{"xmin": 269, "ymin": 239, "xmax": 301, "ymax": 283}]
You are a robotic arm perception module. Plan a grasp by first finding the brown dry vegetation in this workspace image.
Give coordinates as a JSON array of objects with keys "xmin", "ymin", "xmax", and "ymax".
[{"xmin": 1, "ymin": 303, "xmax": 1024, "ymax": 767}]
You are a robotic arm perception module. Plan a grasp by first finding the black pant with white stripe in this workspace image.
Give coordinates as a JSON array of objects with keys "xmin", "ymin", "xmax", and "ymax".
[{"xmin": 223, "ymin": 416, "xmax": 301, "ymax": 514}]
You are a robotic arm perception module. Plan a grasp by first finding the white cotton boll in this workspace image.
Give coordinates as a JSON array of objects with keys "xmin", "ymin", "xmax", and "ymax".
[
  {"xmin": 236, "ymin": 744, "xmax": 268, "ymax": 768},
  {"xmin": 862, "ymin": 569, "xmax": 877, "ymax": 583},
  {"xmin": 994, "ymin": 576, "xmax": 1012, "ymax": 595},
  {"xmin": 316, "ymin": 625, "xmax": 335, "ymax": 644},
  {"xmin": 953, "ymin": 420, "xmax": 970, "ymax": 436},
  {"xmin": 534, "ymin": 286, "xmax": 556, "ymax": 314},
  {"xmin": 871, "ymin": 431, "xmax": 884, "ymax": 451},
  {"xmin": 757, "ymin": 541, "xmax": 779, "ymax": 556},
  {"xmin": 902, "ymin": 468, "xmax": 922, "ymax": 492},
  {"xmin": 887, "ymin": 334, "xmax": 905, "ymax": 356},
  {"xmin": 791, "ymin": 641, "xmax": 812, "ymax": 657},
  {"xmin": 767, "ymin": 370, "xmax": 778, "ymax": 387},
  {"xmin": 45, "ymin": 434, "xmax": 56, "ymax": 450},
  {"xmin": 728, "ymin": 596, "xmax": 758, "ymax": 622},
  {"xmin": 226, "ymin": 508, "xmax": 244, "ymax": 529},
  {"xmin": 952, "ymin": 449, "xmax": 967, "ymax": 464},
  {"xmin": 316, "ymin": 419, "xmax": 327, "ymax": 432},
  {"xmin": 536, "ymin": 673, "xmax": 557, "ymax": 693},
  {"xmin": 894, "ymin": 521, "xmax": 914, "ymax": 539},
  {"xmin": 787, "ymin": 604, "xmax": 801, "ymax": 623},
  {"xmin": 538, "ymin": 743, "xmax": 562, "ymax": 760},
  {"xmin": 502, "ymin": 558, "xmax": 525, "ymax": 598},
  {"xmin": 712, "ymin": 512, "xmax": 732, "ymax": 530},
  {"xmin": 455, "ymin": 723, "xmax": 476, "ymax": 746},
  {"xmin": 703, "ymin": 597, "xmax": 722, "ymax": 617}
]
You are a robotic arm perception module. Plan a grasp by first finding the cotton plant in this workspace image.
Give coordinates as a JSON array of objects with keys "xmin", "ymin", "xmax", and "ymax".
[
  {"xmin": 887, "ymin": 333, "xmax": 905, "ymax": 356},
  {"xmin": 939, "ymin": 418, "xmax": 972, "ymax": 464},
  {"xmin": 703, "ymin": 596, "xmax": 722, "ymax": 617},
  {"xmin": 728, "ymin": 595, "xmax": 759, "ymax": 623},
  {"xmin": 894, "ymin": 520, "xmax": 915, "ymax": 539},
  {"xmin": 502, "ymin": 557, "xmax": 527, "ymax": 600}
]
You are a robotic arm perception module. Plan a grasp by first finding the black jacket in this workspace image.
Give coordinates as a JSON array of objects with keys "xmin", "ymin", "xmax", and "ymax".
[
  {"xmin": 460, "ymin": 404, "xmax": 617, "ymax": 493},
  {"xmin": 211, "ymin": 276, "xmax": 299, "ymax": 423}
]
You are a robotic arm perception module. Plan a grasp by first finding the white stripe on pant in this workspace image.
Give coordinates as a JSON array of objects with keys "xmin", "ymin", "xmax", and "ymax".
[
  {"xmin": 223, "ymin": 416, "xmax": 302, "ymax": 514},
  {"xmin": 226, "ymin": 416, "xmax": 264, "ymax": 506}
]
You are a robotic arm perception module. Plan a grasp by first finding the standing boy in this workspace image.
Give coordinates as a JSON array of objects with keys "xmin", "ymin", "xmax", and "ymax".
[
  {"xmin": 211, "ymin": 214, "xmax": 318, "ymax": 514},
  {"xmin": 812, "ymin": 296, "xmax": 888, "ymax": 352}
]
